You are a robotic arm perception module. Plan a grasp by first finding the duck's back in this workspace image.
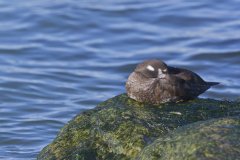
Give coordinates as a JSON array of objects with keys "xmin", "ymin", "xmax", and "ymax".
[
  {"xmin": 168, "ymin": 66, "xmax": 219, "ymax": 99},
  {"xmin": 168, "ymin": 67, "xmax": 205, "ymax": 83}
]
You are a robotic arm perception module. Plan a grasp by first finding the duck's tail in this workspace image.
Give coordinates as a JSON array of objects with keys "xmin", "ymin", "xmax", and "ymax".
[{"xmin": 206, "ymin": 82, "xmax": 220, "ymax": 86}]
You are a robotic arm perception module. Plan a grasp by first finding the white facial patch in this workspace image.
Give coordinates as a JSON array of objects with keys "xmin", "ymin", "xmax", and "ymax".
[
  {"xmin": 146, "ymin": 65, "xmax": 155, "ymax": 71},
  {"xmin": 163, "ymin": 69, "xmax": 167, "ymax": 72},
  {"xmin": 158, "ymin": 69, "xmax": 166, "ymax": 78},
  {"xmin": 158, "ymin": 69, "xmax": 162, "ymax": 74}
]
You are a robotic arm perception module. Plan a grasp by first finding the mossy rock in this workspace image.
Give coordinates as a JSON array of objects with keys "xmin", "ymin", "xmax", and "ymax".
[
  {"xmin": 38, "ymin": 94, "xmax": 240, "ymax": 160},
  {"xmin": 138, "ymin": 116, "xmax": 240, "ymax": 160}
]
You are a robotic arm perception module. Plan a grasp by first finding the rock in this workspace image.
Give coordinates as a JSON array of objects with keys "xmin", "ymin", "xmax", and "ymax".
[
  {"xmin": 138, "ymin": 116, "xmax": 240, "ymax": 160},
  {"xmin": 38, "ymin": 94, "xmax": 240, "ymax": 160}
]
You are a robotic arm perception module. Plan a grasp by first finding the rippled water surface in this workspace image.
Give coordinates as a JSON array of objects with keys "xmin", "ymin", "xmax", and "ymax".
[{"xmin": 0, "ymin": 0, "xmax": 240, "ymax": 159}]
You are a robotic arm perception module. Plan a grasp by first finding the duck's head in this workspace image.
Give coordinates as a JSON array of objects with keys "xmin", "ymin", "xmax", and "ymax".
[{"xmin": 135, "ymin": 59, "xmax": 168, "ymax": 79}]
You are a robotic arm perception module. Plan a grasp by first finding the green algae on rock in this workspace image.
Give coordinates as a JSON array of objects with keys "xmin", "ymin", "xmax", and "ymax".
[
  {"xmin": 38, "ymin": 94, "xmax": 240, "ymax": 160},
  {"xmin": 138, "ymin": 116, "xmax": 240, "ymax": 160}
]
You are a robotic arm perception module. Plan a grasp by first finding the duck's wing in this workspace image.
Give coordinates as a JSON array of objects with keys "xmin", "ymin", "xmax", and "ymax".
[
  {"xmin": 168, "ymin": 67, "xmax": 215, "ymax": 98},
  {"xmin": 168, "ymin": 66, "xmax": 219, "ymax": 87},
  {"xmin": 168, "ymin": 66, "xmax": 206, "ymax": 84}
]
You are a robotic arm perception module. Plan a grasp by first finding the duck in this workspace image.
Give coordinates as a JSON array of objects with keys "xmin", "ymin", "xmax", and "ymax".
[{"xmin": 126, "ymin": 59, "xmax": 219, "ymax": 104}]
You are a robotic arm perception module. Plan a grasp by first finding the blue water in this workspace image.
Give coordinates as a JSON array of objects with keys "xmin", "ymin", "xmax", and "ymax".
[{"xmin": 0, "ymin": 0, "xmax": 239, "ymax": 159}]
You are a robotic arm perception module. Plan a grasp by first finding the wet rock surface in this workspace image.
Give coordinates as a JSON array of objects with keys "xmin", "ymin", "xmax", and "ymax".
[
  {"xmin": 38, "ymin": 94, "xmax": 240, "ymax": 160},
  {"xmin": 138, "ymin": 116, "xmax": 240, "ymax": 160}
]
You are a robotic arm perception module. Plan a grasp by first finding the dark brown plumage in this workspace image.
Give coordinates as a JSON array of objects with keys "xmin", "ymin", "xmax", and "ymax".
[{"xmin": 126, "ymin": 59, "xmax": 219, "ymax": 104}]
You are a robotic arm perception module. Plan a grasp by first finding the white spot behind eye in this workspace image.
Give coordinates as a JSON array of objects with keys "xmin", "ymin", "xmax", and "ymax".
[
  {"xmin": 147, "ymin": 65, "xmax": 155, "ymax": 71},
  {"xmin": 163, "ymin": 69, "xmax": 167, "ymax": 72}
]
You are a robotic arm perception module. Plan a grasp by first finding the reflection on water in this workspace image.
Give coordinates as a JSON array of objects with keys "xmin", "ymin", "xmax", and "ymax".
[{"xmin": 0, "ymin": 0, "xmax": 239, "ymax": 159}]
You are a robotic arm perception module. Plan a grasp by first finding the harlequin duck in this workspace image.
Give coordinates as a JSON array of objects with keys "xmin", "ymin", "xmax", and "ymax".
[{"xmin": 126, "ymin": 59, "xmax": 219, "ymax": 104}]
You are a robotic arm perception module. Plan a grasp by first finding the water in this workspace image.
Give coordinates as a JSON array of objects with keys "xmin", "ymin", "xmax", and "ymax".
[{"xmin": 0, "ymin": 0, "xmax": 239, "ymax": 159}]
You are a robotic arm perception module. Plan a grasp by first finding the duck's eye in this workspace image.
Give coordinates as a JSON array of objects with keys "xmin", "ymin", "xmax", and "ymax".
[{"xmin": 146, "ymin": 65, "xmax": 155, "ymax": 71}]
